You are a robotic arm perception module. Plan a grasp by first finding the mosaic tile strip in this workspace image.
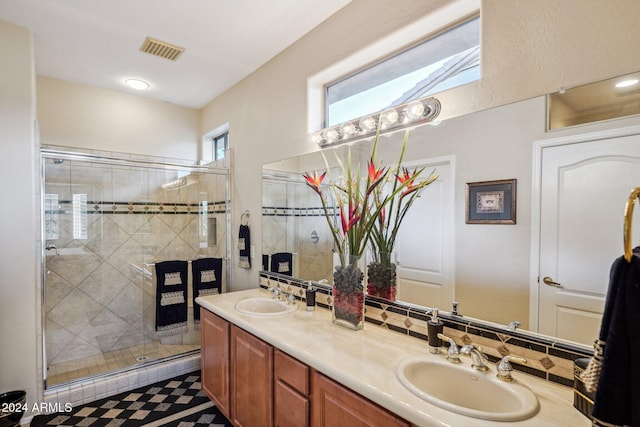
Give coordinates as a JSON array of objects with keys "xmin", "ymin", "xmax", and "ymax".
[
  {"xmin": 48, "ymin": 200, "xmax": 227, "ymax": 215},
  {"xmin": 258, "ymin": 272, "xmax": 592, "ymax": 387},
  {"xmin": 262, "ymin": 206, "xmax": 338, "ymax": 217}
]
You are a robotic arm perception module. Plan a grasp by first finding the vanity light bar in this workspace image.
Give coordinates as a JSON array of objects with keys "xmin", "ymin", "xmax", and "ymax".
[{"xmin": 311, "ymin": 97, "xmax": 441, "ymax": 148}]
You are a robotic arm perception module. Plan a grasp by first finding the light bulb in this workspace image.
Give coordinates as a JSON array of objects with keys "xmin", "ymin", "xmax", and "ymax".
[
  {"xmin": 381, "ymin": 109, "xmax": 399, "ymax": 126},
  {"xmin": 324, "ymin": 128, "xmax": 339, "ymax": 143},
  {"xmin": 310, "ymin": 132, "xmax": 324, "ymax": 144},
  {"xmin": 406, "ymin": 101, "xmax": 426, "ymax": 120},
  {"xmin": 359, "ymin": 116, "xmax": 377, "ymax": 132},
  {"xmin": 125, "ymin": 78, "xmax": 150, "ymax": 90},
  {"xmin": 341, "ymin": 122, "xmax": 357, "ymax": 137}
]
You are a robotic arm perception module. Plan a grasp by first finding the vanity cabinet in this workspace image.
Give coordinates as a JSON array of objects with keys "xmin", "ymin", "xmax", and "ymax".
[
  {"xmin": 230, "ymin": 324, "xmax": 274, "ymax": 427},
  {"xmin": 200, "ymin": 308, "xmax": 230, "ymax": 419},
  {"xmin": 201, "ymin": 307, "xmax": 410, "ymax": 427},
  {"xmin": 311, "ymin": 371, "xmax": 411, "ymax": 427},
  {"xmin": 274, "ymin": 349, "xmax": 310, "ymax": 427}
]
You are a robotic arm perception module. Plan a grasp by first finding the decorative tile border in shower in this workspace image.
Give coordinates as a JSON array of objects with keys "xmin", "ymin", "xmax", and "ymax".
[
  {"xmin": 48, "ymin": 200, "xmax": 227, "ymax": 215},
  {"xmin": 262, "ymin": 206, "xmax": 338, "ymax": 217},
  {"xmin": 41, "ymin": 353, "xmax": 201, "ymax": 414},
  {"xmin": 258, "ymin": 272, "xmax": 591, "ymax": 387}
]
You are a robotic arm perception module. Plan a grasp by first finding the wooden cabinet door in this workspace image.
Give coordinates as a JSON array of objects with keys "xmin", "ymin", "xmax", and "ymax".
[
  {"xmin": 311, "ymin": 371, "xmax": 410, "ymax": 427},
  {"xmin": 201, "ymin": 309, "xmax": 230, "ymax": 418},
  {"xmin": 231, "ymin": 325, "xmax": 274, "ymax": 427},
  {"xmin": 275, "ymin": 380, "xmax": 309, "ymax": 427}
]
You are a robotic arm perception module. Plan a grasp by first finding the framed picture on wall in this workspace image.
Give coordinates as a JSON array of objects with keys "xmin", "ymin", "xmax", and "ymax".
[{"xmin": 466, "ymin": 179, "xmax": 516, "ymax": 224}]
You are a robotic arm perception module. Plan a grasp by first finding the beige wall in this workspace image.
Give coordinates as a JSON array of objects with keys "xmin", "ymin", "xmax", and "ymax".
[
  {"xmin": 200, "ymin": 0, "xmax": 640, "ymax": 291},
  {"xmin": 37, "ymin": 77, "xmax": 200, "ymax": 160},
  {"xmin": 0, "ymin": 20, "xmax": 38, "ymax": 411}
]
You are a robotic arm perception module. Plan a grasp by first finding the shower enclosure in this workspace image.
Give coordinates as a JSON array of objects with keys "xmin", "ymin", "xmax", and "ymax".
[{"xmin": 41, "ymin": 148, "xmax": 229, "ymax": 388}]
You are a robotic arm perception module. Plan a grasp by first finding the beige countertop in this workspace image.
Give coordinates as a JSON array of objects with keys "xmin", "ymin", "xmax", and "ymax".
[{"xmin": 196, "ymin": 288, "xmax": 591, "ymax": 427}]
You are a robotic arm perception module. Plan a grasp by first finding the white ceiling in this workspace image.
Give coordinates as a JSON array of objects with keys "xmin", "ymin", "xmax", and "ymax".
[{"xmin": 0, "ymin": 0, "xmax": 351, "ymax": 109}]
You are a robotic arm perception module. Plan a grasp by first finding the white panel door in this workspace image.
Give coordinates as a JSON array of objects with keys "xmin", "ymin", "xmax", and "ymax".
[
  {"xmin": 395, "ymin": 159, "xmax": 454, "ymax": 309},
  {"xmin": 538, "ymin": 130, "xmax": 640, "ymax": 345}
]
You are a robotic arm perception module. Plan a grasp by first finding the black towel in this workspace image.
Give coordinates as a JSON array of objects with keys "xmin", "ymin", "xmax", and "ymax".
[
  {"xmin": 192, "ymin": 257, "xmax": 223, "ymax": 325},
  {"xmin": 238, "ymin": 224, "xmax": 251, "ymax": 269},
  {"xmin": 590, "ymin": 248, "xmax": 640, "ymax": 426},
  {"xmin": 270, "ymin": 252, "xmax": 293, "ymax": 276},
  {"xmin": 154, "ymin": 260, "xmax": 189, "ymax": 337},
  {"xmin": 262, "ymin": 254, "xmax": 269, "ymax": 271}
]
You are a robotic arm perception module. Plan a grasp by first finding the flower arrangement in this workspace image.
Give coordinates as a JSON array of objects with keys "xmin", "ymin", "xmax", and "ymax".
[
  {"xmin": 303, "ymin": 130, "xmax": 399, "ymax": 267},
  {"xmin": 367, "ymin": 130, "xmax": 438, "ymax": 299},
  {"xmin": 303, "ymin": 127, "xmax": 431, "ymax": 328}
]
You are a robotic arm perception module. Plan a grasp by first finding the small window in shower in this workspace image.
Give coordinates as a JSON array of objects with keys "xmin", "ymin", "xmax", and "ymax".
[{"xmin": 72, "ymin": 193, "xmax": 87, "ymax": 239}]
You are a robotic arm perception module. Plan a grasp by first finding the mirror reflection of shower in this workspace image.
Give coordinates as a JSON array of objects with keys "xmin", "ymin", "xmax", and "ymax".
[
  {"xmin": 41, "ymin": 148, "xmax": 229, "ymax": 388},
  {"xmin": 262, "ymin": 170, "xmax": 334, "ymax": 281}
]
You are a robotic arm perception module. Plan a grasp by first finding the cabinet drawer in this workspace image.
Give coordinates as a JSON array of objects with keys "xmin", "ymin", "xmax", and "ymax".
[{"xmin": 275, "ymin": 349, "xmax": 309, "ymax": 395}]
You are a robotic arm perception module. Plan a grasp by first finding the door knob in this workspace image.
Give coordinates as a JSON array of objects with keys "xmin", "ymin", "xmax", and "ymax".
[{"xmin": 542, "ymin": 276, "xmax": 563, "ymax": 288}]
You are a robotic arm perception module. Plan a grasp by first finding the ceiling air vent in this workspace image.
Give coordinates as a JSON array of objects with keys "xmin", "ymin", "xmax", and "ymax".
[{"xmin": 140, "ymin": 37, "xmax": 185, "ymax": 61}]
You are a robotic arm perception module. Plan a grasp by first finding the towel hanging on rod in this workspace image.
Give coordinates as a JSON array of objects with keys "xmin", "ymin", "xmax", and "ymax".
[
  {"xmin": 623, "ymin": 187, "xmax": 640, "ymax": 262},
  {"xmin": 238, "ymin": 210, "xmax": 251, "ymax": 268},
  {"xmin": 241, "ymin": 210, "xmax": 250, "ymax": 225}
]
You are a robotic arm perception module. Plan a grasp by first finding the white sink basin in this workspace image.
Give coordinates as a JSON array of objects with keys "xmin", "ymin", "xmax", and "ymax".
[
  {"xmin": 396, "ymin": 357, "xmax": 539, "ymax": 421},
  {"xmin": 235, "ymin": 297, "xmax": 297, "ymax": 316}
]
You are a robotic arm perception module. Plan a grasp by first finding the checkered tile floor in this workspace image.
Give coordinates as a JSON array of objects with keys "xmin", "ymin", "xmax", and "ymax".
[{"xmin": 31, "ymin": 371, "xmax": 232, "ymax": 426}]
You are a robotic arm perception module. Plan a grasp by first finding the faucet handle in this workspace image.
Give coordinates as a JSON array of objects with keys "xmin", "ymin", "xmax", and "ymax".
[
  {"xmin": 496, "ymin": 356, "xmax": 527, "ymax": 381},
  {"xmin": 437, "ymin": 333, "xmax": 461, "ymax": 363},
  {"xmin": 286, "ymin": 293, "xmax": 295, "ymax": 304}
]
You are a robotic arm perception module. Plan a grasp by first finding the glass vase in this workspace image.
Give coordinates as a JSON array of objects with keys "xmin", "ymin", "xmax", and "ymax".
[
  {"xmin": 332, "ymin": 255, "xmax": 365, "ymax": 330},
  {"xmin": 366, "ymin": 252, "xmax": 397, "ymax": 301}
]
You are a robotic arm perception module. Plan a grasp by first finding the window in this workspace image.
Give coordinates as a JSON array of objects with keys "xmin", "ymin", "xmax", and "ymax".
[
  {"xmin": 213, "ymin": 132, "xmax": 229, "ymax": 161},
  {"xmin": 326, "ymin": 17, "xmax": 480, "ymax": 126}
]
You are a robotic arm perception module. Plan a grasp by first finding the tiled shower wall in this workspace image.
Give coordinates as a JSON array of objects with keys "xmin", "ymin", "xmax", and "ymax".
[
  {"xmin": 43, "ymin": 154, "xmax": 228, "ymax": 372},
  {"xmin": 262, "ymin": 176, "xmax": 334, "ymax": 282}
]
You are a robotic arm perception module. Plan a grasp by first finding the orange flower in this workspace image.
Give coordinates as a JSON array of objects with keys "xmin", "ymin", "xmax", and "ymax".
[
  {"xmin": 396, "ymin": 167, "xmax": 420, "ymax": 197},
  {"xmin": 366, "ymin": 160, "xmax": 386, "ymax": 195},
  {"xmin": 303, "ymin": 170, "xmax": 326, "ymax": 195}
]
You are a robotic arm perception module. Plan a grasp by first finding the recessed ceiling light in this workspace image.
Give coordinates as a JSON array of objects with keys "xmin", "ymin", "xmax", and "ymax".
[
  {"xmin": 615, "ymin": 78, "xmax": 639, "ymax": 88},
  {"xmin": 125, "ymin": 78, "xmax": 150, "ymax": 90}
]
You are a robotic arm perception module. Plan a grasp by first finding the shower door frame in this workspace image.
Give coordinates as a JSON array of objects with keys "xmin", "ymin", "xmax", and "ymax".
[{"xmin": 39, "ymin": 148, "xmax": 231, "ymax": 390}]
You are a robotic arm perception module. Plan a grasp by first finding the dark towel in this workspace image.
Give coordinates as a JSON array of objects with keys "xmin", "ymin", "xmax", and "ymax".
[
  {"xmin": 238, "ymin": 224, "xmax": 251, "ymax": 269},
  {"xmin": 262, "ymin": 254, "xmax": 269, "ymax": 271},
  {"xmin": 591, "ymin": 248, "xmax": 640, "ymax": 426},
  {"xmin": 154, "ymin": 260, "xmax": 189, "ymax": 337},
  {"xmin": 192, "ymin": 257, "xmax": 223, "ymax": 324},
  {"xmin": 270, "ymin": 252, "xmax": 293, "ymax": 276}
]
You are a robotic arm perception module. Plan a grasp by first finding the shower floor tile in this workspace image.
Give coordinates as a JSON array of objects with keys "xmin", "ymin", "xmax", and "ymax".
[{"xmin": 47, "ymin": 342, "xmax": 199, "ymax": 386}]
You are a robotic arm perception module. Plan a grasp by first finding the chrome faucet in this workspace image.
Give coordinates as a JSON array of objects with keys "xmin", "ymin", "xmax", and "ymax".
[
  {"xmin": 268, "ymin": 286, "xmax": 281, "ymax": 300},
  {"xmin": 496, "ymin": 355, "xmax": 527, "ymax": 381},
  {"xmin": 286, "ymin": 292, "xmax": 296, "ymax": 305},
  {"xmin": 460, "ymin": 344, "xmax": 489, "ymax": 371},
  {"xmin": 437, "ymin": 333, "xmax": 461, "ymax": 363},
  {"xmin": 506, "ymin": 320, "xmax": 521, "ymax": 331}
]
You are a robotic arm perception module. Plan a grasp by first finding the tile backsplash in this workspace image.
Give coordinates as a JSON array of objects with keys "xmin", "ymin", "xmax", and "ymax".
[{"xmin": 259, "ymin": 272, "xmax": 591, "ymax": 387}]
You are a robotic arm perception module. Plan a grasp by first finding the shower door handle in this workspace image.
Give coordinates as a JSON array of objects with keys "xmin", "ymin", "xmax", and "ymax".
[{"xmin": 542, "ymin": 276, "xmax": 563, "ymax": 288}]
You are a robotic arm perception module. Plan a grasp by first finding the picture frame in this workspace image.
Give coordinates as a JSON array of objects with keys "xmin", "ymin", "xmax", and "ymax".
[{"xmin": 466, "ymin": 179, "xmax": 516, "ymax": 224}]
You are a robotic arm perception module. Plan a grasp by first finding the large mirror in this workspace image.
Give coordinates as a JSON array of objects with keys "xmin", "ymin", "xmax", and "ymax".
[{"xmin": 262, "ymin": 74, "xmax": 640, "ymax": 348}]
